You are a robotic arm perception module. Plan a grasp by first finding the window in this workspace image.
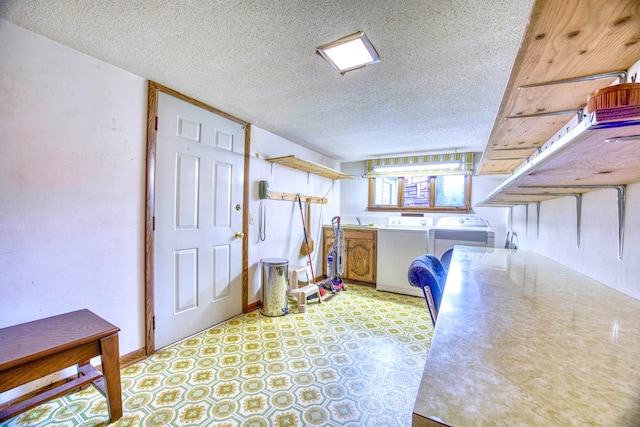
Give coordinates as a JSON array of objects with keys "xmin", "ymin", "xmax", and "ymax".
[
  {"xmin": 435, "ymin": 175, "xmax": 466, "ymax": 207},
  {"xmin": 366, "ymin": 152, "xmax": 473, "ymax": 212},
  {"xmin": 404, "ymin": 176, "xmax": 430, "ymax": 206},
  {"xmin": 374, "ymin": 177, "xmax": 398, "ymax": 206},
  {"xmin": 369, "ymin": 174, "xmax": 471, "ymax": 212}
]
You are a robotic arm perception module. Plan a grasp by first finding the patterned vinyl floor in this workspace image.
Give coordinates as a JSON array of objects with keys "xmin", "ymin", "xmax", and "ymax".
[{"xmin": 2, "ymin": 284, "xmax": 433, "ymax": 427}]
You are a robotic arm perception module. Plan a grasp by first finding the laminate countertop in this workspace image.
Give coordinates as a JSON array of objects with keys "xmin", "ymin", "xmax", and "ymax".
[{"xmin": 413, "ymin": 246, "xmax": 640, "ymax": 427}]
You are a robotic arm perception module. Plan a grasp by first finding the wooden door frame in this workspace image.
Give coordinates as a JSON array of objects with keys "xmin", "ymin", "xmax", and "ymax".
[{"xmin": 145, "ymin": 81, "xmax": 251, "ymax": 355}]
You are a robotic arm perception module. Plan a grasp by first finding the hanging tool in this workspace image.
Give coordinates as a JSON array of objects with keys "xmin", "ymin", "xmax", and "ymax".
[
  {"xmin": 300, "ymin": 201, "xmax": 315, "ymax": 255},
  {"xmin": 296, "ymin": 193, "xmax": 324, "ymax": 297},
  {"xmin": 258, "ymin": 201, "xmax": 266, "ymax": 242},
  {"xmin": 258, "ymin": 181, "xmax": 268, "ymax": 242}
]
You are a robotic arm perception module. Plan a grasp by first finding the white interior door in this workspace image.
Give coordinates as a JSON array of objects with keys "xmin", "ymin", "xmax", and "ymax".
[{"xmin": 154, "ymin": 92, "xmax": 244, "ymax": 349}]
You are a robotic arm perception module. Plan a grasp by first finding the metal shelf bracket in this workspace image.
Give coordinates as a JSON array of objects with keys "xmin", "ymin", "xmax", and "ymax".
[
  {"xmin": 535, "ymin": 202, "xmax": 540, "ymax": 239},
  {"xmin": 508, "ymin": 193, "xmax": 583, "ymax": 246},
  {"xmin": 506, "ymin": 109, "xmax": 584, "ymax": 123},
  {"xmin": 518, "ymin": 70, "xmax": 628, "ymax": 89},
  {"xmin": 519, "ymin": 185, "xmax": 626, "ymax": 259}
]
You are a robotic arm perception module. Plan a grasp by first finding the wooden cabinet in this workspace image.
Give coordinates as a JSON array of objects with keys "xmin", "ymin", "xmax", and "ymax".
[
  {"xmin": 345, "ymin": 233, "xmax": 377, "ymax": 284},
  {"xmin": 323, "ymin": 227, "xmax": 377, "ymax": 284}
]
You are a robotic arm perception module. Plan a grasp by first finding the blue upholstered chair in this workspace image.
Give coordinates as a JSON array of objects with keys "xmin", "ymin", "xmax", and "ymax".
[{"xmin": 407, "ymin": 254, "xmax": 448, "ymax": 325}]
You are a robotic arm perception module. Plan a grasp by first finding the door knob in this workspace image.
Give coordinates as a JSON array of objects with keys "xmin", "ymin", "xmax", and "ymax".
[{"xmin": 235, "ymin": 232, "xmax": 245, "ymax": 239}]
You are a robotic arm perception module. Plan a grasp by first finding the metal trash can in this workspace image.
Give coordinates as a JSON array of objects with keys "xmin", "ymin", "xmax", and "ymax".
[{"xmin": 261, "ymin": 258, "xmax": 289, "ymax": 317}]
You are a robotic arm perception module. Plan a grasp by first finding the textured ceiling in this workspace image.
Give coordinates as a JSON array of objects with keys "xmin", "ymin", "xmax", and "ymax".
[{"xmin": 0, "ymin": 0, "xmax": 534, "ymax": 163}]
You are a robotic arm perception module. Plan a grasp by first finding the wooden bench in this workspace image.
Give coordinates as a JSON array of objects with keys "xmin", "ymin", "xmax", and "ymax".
[{"xmin": 0, "ymin": 309, "xmax": 122, "ymax": 423}]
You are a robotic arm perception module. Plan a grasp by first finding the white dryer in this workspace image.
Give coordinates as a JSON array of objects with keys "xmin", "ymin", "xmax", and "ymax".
[{"xmin": 428, "ymin": 217, "xmax": 495, "ymax": 270}]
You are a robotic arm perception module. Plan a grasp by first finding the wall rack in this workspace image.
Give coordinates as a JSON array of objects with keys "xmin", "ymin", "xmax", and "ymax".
[
  {"xmin": 266, "ymin": 191, "xmax": 327, "ymax": 204},
  {"xmin": 478, "ymin": 116, "xmax": 640, "ymax": 204},
  {"xmin": 477, "ymin": 110, "xmax": 639, "ymax": 260},
  {"xmin": 265, "ymin": 155, "xmax": 352, "ymax": 180},
  {"xmin": 474, "ymin": 0, "xmax": 640, "ymax": 261}
]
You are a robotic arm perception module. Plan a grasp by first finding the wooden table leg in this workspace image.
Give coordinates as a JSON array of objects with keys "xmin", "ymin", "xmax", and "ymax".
[{"xmin": 99, "ymin": 334, "xmax": 122, "ymax": 422}]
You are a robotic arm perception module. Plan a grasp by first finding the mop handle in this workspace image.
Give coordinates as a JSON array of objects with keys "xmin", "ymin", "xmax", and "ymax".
[{"xmin": 297, "ymin": 194, "xmax": 316, "ymax": 283}]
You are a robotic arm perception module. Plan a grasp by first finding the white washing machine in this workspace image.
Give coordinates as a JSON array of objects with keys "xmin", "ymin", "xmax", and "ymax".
[
  {"xmin": 428, "ymin": 217, "xmax": 495, "ymax": 270},
  {"xmin": 376, "ymin": 216, "xmax": 432, "ymax": 297}
]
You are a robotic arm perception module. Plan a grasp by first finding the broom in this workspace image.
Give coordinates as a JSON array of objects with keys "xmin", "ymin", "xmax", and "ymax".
[{"xmin": 296, "ymin": 194, "xmax": 325, "ymax": 297}]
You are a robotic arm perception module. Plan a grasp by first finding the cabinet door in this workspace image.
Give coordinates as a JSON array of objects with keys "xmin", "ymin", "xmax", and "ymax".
[
  {"xmin": 345, "ymin": 238, "xmax": 376, "ymax": 283},
  {"xmin": 324, "ymin": 227, "xmax": 377, "ymax": 283}
]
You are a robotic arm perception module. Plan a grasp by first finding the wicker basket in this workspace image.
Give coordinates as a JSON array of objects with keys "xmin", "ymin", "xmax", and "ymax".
[{"xmin": 587, "ymin": 83, "xmax": 640, "ymax": 114}]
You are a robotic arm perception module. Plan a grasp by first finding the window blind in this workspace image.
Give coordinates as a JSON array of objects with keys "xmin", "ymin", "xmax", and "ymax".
[{"xmin": 366, "ymin": 152, "xmax": 474, "ymax": 177}]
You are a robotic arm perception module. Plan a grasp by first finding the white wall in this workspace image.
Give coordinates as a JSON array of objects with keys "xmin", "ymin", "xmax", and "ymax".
[
  {"xmin": 511, "ymin": 183, "xmax": 640, "ymax": 300},
  {"xmin": 470, "ymin": 175, "xmax": 510, "ymax": 245},
  {"xmin": 0, "ymin": 20, "xmax": 147, "ymax": 352},
  {"xmin": 248, "ymin": 128, "xmax": 340, "ymax": 303},
  {"xmin": 339, "ymin": 161, "xmax": 509, "ymax": 242},
  {"xmin": 0, "ymin": 19, "xmax": 344, "ymax": 348}
]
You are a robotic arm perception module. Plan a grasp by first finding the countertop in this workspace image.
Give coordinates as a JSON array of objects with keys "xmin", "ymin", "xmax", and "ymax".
[
  {"xmin": 323, "ymin": 224, "xmax": 431, "ymax": 232},
  {"xmin": 413, "ymin": 246, "xmax": 640, "ymax": 427},
  {"xmin": 335, "ymin": 224, "xmax": 380, "ymax": 230}
]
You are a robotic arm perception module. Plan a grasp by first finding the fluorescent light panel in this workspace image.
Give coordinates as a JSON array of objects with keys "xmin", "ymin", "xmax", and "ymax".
[
  {"xmin": 317, "ymin": 31, "xmax": 380, "ymax": 74},
  {"xmin": 374, "ymin": 162, "xmax": 461, "ymax": 173}
]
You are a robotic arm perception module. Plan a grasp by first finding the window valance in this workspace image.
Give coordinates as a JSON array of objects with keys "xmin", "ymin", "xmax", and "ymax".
[{"xmin": 366, "ymin": 152, "xmax": 474, "ymax": 177}]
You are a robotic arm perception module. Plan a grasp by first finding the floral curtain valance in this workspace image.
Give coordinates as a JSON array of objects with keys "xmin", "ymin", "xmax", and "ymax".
[{"xmin": 365, "ymin": 152, "xmax": 474, "ymax": 177}]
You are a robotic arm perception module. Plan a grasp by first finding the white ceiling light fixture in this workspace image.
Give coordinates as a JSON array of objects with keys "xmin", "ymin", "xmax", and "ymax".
[
  {"xmin": 316, "ymin": 31, "xmax": 381, "ymax": 75},
  {"xmin": 373, "ymin": 162, "xmax": 461, "ymax": 173}
]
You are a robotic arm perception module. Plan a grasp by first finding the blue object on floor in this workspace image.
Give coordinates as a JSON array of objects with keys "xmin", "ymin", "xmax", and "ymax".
[{"xmin": 407, "ymin": 254, "xmax": 448, "ymax": 325}]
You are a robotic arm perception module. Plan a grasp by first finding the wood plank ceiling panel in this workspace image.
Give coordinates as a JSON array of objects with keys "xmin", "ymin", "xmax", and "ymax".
[{"xmin": 478, "ymin": 0, "xmax": 640, "ymax": 175}]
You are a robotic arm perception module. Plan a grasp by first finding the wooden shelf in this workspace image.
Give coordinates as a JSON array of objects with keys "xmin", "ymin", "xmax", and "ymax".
[
  {"xmin": 265, "ymin": 155, "xmax": 352, "ymax": 180},
  {"xmin": 477, "ymin": 0, "xmax": 640, "ymax": 176},
  {"xmin": 477, "ymin": 113, "xmax": 640, "ymax": 206},
  {"xmin": 474, "ymin": 0, "xmax": 640, "ymax": 261},
  {"xmin": 478, "ymin": 110, "xmax": 640, "ymax": 260}
]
